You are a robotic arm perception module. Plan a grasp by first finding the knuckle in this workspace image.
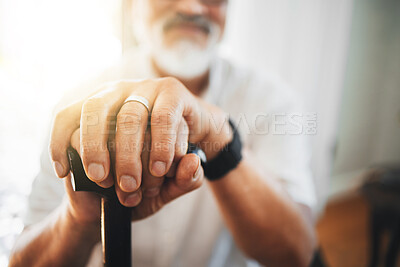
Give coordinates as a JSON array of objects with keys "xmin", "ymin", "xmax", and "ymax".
[
  {"xmin": 159, "ymin": 77, "xmax": 186, "ymax": 94},
  {"xmin": 81, "ymin": 140, "xmax": 107, "ymax": 156},
  {"xmin": 82, "ymin": 97, "xmax": 109, "ymax": 114},
  {"xmin": 162, "ymin": 76, "xmax": 181, "ymax": 87},
  {"xmin": 151, "ymin": 107, "xmax": 178, "ymax": 129},
  {"xmin": 81, "ymin": 99, "xmax": 112, "ymax": 135},
  {"xmin": 116, "ymin": 141, "xmax": 142, "ymax": 155}
]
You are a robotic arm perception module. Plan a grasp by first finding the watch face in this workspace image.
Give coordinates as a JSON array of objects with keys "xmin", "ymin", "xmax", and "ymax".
[
  {"xmin": 195, "ymin": 148, "xmax": 207, "ymax": 164},
  {"xmin": 187, "ymin": 143, "xmax": 207, "ymax": 163}
]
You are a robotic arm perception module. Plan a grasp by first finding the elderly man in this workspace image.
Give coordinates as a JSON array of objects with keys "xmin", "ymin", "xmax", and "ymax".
[{"xmin": 9, "ymin": 0, "xmax": 316, "ymax": 266}]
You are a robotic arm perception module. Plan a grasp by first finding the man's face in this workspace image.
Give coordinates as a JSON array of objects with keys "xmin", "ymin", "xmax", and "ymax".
[{"xmin": 134, "ymin": 0, "xmax": 228, "ymax": 78}]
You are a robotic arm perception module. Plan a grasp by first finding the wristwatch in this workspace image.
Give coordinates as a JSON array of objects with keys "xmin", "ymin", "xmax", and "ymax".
[{"xmin": 201, "ymin": 119, "xmax": 243, "ymax": 181}]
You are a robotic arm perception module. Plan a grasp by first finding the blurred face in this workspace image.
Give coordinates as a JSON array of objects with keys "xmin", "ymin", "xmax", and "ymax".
[{"xmin": 133, "ymin": 0, "xmax": 228, "ymax": 79}]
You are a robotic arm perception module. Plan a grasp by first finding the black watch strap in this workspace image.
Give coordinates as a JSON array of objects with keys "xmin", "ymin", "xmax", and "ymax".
[{"xmin": 202, "ymin": 119, "xmax": 242, "ymax": 181}]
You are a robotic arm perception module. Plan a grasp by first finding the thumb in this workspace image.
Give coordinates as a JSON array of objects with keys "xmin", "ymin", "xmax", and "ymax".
[{"xmin": 159, "ymin": 154, "xmax": 203, "ymax": 205}]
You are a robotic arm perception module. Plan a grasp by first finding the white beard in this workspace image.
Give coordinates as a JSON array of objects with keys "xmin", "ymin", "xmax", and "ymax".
[
  {"xmin": 134, "ymin": 11, "xmax": 221, "ymax": 79},
  {"xmin": 151, "ymin": 38, "xmax": 217, "ymax": 79}
]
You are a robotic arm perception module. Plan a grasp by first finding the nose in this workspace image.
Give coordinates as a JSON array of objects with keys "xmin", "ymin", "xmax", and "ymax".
[{"xmin": 175, "ymin": 0, "xmax": 208, "ymax": 16}]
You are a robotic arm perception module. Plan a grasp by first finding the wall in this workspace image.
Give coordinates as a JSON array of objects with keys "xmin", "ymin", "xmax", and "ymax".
[
  {"xmin": 332, "ymin": 0, "xmax": 400, "ymax": 194},
  {"xmin": 221, "ymin": 0, "xmax": 354, "ymax": 208}
]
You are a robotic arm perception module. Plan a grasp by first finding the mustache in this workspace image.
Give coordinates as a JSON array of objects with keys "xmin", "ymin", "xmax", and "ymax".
[{"xmin": 163, "ymin": 13, "xmax": 212, "ymax": 34}]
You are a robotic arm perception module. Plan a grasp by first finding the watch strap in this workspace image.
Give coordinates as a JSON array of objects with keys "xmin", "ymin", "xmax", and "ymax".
[{"xmin": 203, "ymin": 119, "xmax": 242, "ymax": 181}]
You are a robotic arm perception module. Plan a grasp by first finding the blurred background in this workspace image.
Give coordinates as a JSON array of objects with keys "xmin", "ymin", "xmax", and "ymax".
[{"xmin": 0, "ymin": 0, "xmax": 399, "ymax": 266}]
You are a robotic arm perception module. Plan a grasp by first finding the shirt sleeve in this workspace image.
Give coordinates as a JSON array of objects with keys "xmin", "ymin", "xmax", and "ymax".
[{"xmin": 22, "ymin": 135, "xmax": 66, "ymax": 226}]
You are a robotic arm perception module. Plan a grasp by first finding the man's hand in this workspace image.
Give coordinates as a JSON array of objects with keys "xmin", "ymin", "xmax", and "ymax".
[
  {"xmin": 68, "ymin": 126, "xmax": 203, "ymax": 221},
  {"xmin": 49, "ymin": 78, "xmax": 231, "ymax": 208}
]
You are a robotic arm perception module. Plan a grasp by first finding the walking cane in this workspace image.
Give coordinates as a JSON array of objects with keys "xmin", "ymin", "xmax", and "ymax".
[{"xmin": 67, "ymin": 144, "xmax": 205, "ymax": 267}]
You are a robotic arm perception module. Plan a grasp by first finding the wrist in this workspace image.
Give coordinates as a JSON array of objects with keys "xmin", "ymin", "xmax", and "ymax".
[
  {"xmin": 63, "ymin": 203, "xmax": 100, "ymax": 241},
  {"xmin": 201, "ymin": 118, "xmax": 243, "ymax": 181},
  {"xmin": 43, "ymin": 201, "xmax": 100, "ymax": 266},
  {"xmin": 200, "ymin": 112, "xmax": 233, "ymax": 160}
]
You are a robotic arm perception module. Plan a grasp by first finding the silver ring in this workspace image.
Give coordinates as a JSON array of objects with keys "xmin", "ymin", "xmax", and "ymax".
[{"xmin": 123, "ymin": 95, "xmax": 151, "ymax": 113}]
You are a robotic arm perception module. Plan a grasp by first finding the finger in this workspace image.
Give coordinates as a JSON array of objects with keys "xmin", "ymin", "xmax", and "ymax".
[
  {"xmin": 149, "ymin": 78, "xmax": 206, "ymax": 177},
  {"xmin": 141, "ymin": 130, "xmax": 164, "ymax": 198},
  {"xmin": 116, "ymin": 186, "xmax": 142, "ymax": 207},
  {"xmin": 159, "ymin": 154, "xmax": 203, "ymax": 205},
  {"xmin": 175, "ymin": 154, "xmax": 203, "ymax": 189},
  {"xmin": 80, "ymin": 87, "xmax": 130, "ymax": 184},
  {"xmin": 70, "ymin": 128, "xmax": 81, "ymax": 153},
  {"xmin": 175, "ymin": 118, "xmax": 189, "ymax": 161},
  {"xmin": 166, "ymin": 118, "xmax": 188, "ymax": 178},
  {"xmin": 71, "ymin": 128, "xmax": 114, "ymax": 188},
  {"xmin": 49, "ymin": 101, "xmax": 83, "ymax": 178},
  {"xmin": 115, "ymin": 100, "xmax": 149, "ymax": 193},
  {"xmin": 149, "ymin": 86, "xmax": 184, "ymax": 177}
]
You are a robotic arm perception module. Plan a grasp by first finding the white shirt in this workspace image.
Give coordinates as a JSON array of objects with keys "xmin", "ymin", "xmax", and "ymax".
[{"xmin": 24, "ymin": 50, "xmax": 317, "ymax": 267}]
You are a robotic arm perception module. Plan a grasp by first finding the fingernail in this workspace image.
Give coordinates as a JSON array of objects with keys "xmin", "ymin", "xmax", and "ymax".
[
  {"xmin": 124, "ymin": 192, "xmax": 141, "ymax": 207},
  {"xmin": 193, "ymin": 157, "xmax": 201, "ymax": 180},
  {"xmin": 144, "ymin": 187, "xmax": 160, "ymax": 197},
  {"xmin": 88, "ymin": 163, "xmax": 105, "ymax": 181},
  {"xmin": 54, "ymin": 161, "xmax": 64, "ymax": 177},
  {"xmin": 99, "ymin": 178, "xmax": 114, "ymax": 188},
  {"xmin": 151, "ymin": 161, "xmax": 166, "ymax": 177},
  {"xmin": 120, "ymin": 175, "xmax": 137, "ymax": 192}
]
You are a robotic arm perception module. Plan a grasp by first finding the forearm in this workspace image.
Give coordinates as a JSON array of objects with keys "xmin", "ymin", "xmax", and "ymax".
[
  {"xmin": 9, "ymin": 203, "xmax": 100, "ymax": 267},
  {"xmin": 208, "ymin": 158, "xmax": 315, "ymax": 267}
]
